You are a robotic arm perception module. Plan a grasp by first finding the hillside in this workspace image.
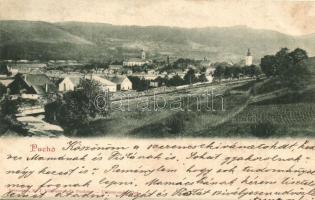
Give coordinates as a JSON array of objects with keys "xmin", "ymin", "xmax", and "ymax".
[
  {"xmin": 0, "ymin": 20, "xmax": 97, "ymax": 60},
  {"xmin": 0, "ymin": 20, "xmax": 93, "ymax": 45},
  {"xmin": 57, "ymin": 22, "xmax": 315, "ymax": 61},
  {"xmin": 0, "ymin": 20, "xmax": 315, "ymax": 61}
]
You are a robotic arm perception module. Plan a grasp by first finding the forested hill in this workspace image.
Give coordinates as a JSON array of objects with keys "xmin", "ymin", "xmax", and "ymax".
[{"xmin": 1, "ymin": 20, "xmax": 315, "ymax": 61}]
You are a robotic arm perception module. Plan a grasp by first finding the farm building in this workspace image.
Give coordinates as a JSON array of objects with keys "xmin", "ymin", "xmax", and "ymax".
[
  {"xmin": 57, "ymin": 76, "xmax": 81, "ymax": 92},
  {"xmin": 108, "ymin": 76, "xmax": 133, "ymax": 91},
  {"xmin": 87, "ymin": 75, "xmax": 117, "ymax": 92},
  {"xmin": 9, "ymin": 74, "xmax": 57, "ymax": 96}
]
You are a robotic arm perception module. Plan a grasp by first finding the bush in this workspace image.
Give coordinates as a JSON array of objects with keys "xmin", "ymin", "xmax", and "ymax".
[
  {"xmin": 166, "ymin": 113, "xmax": 185, "ymax": 134},
  {"xmin": 250, "ymin": 121, "xmax": 278, "ymax": 138}
]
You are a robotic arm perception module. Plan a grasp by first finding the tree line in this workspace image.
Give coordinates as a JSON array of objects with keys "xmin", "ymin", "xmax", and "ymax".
[
  {"xmin": 260, "ymin": 48, "xmax": 311, "ymax": 89},
  {"xmin": 212, "ymin": 63, "xmax": 262, "ymax": 81}
]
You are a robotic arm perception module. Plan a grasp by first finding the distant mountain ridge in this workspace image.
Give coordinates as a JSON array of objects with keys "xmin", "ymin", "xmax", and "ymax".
[{"xmin": 0, "ymin": 20, "xmax": 315, "ymax": 62}]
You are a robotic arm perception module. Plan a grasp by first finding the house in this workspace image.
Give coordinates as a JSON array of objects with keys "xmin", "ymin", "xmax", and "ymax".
[
  {"xmin": 108, "ymin": 76, "xmax": 132, "ymax": 91},
  {"xmin": 159, "ymin": 71, "xmax": 168, "ymax": 78},
  {"xmin": 109, "ymin": 65, "xmax": 123, "ymax": 70},
  {"xmin": 0, "ymin": 78, "xmax": 14, "ymax": 95},
  {"xmin": 17, "ymin": 60, "xmax": 29, "ymax": 63},
  {"xmin": 58, "ymin": 76, "xmax": 81, "ymax": 92},
  {"xmin": 132, "ymin": 73, "xmax": 157, "ymax": 80},
  {"xmin": 206, "ymin": 66, "xmax": 216, "ymax": 75},
  {"xmin": 88, "ymin": 75, "xmax": 117, "ymax": 92},
  {"xmin": 200, "ymin": 58, "xmax": 212, "ymax": 68},
  {"xmin": 0, "ymin": 78, "xmax": 14, "ymax": 87},
  {"xmin": 9, "ymin": 74, "xmax": 57, "ymax": 96},
  {"xmin": 0, "ymin": 64, "xmax": 10, "ymax": 77},
  {"xmin": 206, "ymin": 74, "xmax": 214, "ymax": 82},
  {"xmin": 174, "ymin": 69, "xmax": 186, "ymax": 78},
  {"xmin": 150, "ymin": 81, "xmax": 159, "ymax": 87},
  {"xmin": 108, "ymin": 65, "xmax": 123, "ymax": 74},
  {"xmin": 147, "ymin": 69, "xmax": 157, "ymax": 75},
  {"xmin": 124, "ymin": 69, "xmax": 133, "ymax": 75}
]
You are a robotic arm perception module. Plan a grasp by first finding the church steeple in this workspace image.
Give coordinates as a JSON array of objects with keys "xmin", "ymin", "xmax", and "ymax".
[
  {"xmin": 247, "ymin": 48, "xmax": 251, "ymax": 56},
  {"xmin": 141, "ymin": 49, "xmax": 146, "ymax": 60}
]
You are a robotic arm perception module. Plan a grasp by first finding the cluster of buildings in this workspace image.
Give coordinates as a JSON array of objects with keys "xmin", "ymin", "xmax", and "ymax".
[
  {"xmin": 0, "ymin": 63, "xmax": 133, "ymax": 96},
  {"xmin": 0, "ymin": 48, "xmax": 254, "ymax": 136},
  {"xmin": 57, "ymin": 75, "xmax": 132, "ymax": 93},
  {"xmin": 0, "ymin": 61, "xmax": 134, "ymax": 136},
  {"xmin": 1, "ymin": 49, "xmax": 255, "ymax": 99}
]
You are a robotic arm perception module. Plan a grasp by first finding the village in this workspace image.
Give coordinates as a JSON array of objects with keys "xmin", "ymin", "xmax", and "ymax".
[{"xmin": 0, "ymin": 49, "xmax": 261, "ymax": 136}]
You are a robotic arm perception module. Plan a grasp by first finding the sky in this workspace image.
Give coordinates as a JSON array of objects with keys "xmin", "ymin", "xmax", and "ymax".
[{"xmin": 0, "ymin": 0, "xmax": 315, "ymax": 35}]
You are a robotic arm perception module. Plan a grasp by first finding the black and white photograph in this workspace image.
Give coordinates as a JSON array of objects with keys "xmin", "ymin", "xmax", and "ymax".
[{"xmin": 0, "ymin": 0, "xmax": 314, "ymax": 138}]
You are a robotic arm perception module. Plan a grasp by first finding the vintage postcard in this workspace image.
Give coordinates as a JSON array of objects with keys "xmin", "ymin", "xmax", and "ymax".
[{"xmin": 0, "ymin": 0, "xmax": 314, "ymax": 199}]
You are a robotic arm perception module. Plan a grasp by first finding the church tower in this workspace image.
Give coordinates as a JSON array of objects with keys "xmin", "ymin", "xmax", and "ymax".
[
  {"xmin": 245, "ymin": 48, "xmax": 253, "ymax": 66},
  {"xmin": 141, "ymin": 49, "xmax": 146, "ymax": 60}
]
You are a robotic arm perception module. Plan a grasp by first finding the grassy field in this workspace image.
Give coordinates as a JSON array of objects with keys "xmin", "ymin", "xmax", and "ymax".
[
  {"xmin": 120, "ymin": 78, "xmax": 315, "ymax": 138},
  {"xmin": 201, "ymin": 82, "xmax": 315, "ymax": 138},
  {"xmin": 70, "ymin": 80, "xmax": 256, "ymax": 137},
  {"xmin": 5, "ymin": 77, "xmax": 312, "ymax": 138}
]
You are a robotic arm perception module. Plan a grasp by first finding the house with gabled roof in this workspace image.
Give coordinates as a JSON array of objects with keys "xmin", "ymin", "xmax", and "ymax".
[
  {"xmin": 9, "ymin": 74, "xmax": 57, "ymax": 96},
  {"xmin": 57, "ymin": 76, "xmax": 81, "ymax": 92},
  {"xmin": 107, "ymin": 76, "xmax": 132, "ymax": 91},
  {"xmin": 87, "ymin": 75, "xmax": 117, "ymax": 92},
  {"xmin": 0, "ymin": 63, "xmax": 10, "ymax": 77}
]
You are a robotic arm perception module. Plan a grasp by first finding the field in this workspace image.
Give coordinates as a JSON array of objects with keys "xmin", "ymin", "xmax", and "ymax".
[
  {"xmin": 201, "ymin": 82, "xmax": 315, "ymax": 138},
  {"xmin": 105, "ymin": 78, "xmax": 315, "ymax": 138},
  {"xmin": 232, "ymin": 103, "xmax": 315, "ymax": 126},
  {"xmin": 62, "ymin": 79, "xmax": 254, "ymax": 137},
  {"xmin": 69, "ymin": 80, "xmax": 255, "ymax": 137},
  {"xmin": 4, "ymin": 77, "xmax": 313, "ymax": 138}
]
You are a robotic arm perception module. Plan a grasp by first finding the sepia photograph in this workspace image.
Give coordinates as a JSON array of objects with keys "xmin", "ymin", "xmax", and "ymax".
[{"xmin": 0, "ymin": 0, "xmax": 314, "ymax": 138}]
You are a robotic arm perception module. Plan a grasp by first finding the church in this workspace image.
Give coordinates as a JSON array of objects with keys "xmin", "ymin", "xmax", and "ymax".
[{"xmin": 123, "ymin": 50, "xmax": 151, "ymax": 67}]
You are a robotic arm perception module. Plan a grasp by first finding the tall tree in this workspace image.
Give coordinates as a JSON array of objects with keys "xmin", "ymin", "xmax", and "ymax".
[
  {"xmin": 167, "ymin": 75, "xmax": 185, "ymax": 86},
  {"xmin": 260, "ymin": 55, "xmax": 277, "ymax": 77},
  {"xmin": 231, "ymin": 65, "xmax": 242, "ymax": 79},
  {"xmin": 0, "ymin": 83, "xmax": 6, "ymax": 99},
  {"xmin": 213, "ymin": 64, "xmax": 226, "ymax": 81},
  {"xmin": 184, "ymin": 69, "xmax": 197, "ymax": 84},
  {"xmin": 260, "ymin": 47, "xmax": 311, "ymax": 90},
  {"xmin": 198, "ymin": 74, "xmax": 208, "ymax": 82},
  {"xmin": 50, "ymin": 79, "xmax": 109, "ymax": 133}
]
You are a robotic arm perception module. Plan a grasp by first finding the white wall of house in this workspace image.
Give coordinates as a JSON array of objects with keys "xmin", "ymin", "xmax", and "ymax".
[
  {"xmin": 58, "ymin": 78, "xmax": 75, "ymax": 92},
  {"xmin": 206, "ymin": 75, "xmax": 214, "ymax": 83},
  {"xmin": 21, "ymin": 94, "xmax": 40, "ymax": 100},
  {"xmin": 101, "ymin": 85, "xmax": 117, "ymax": 92},
  {"xmin": 90, "ymin": 76, "xmax": 117, "ymax": 92},
  {"xmin": 120, "ymin": 78, "xmax": 133, "ymax": 90}
]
